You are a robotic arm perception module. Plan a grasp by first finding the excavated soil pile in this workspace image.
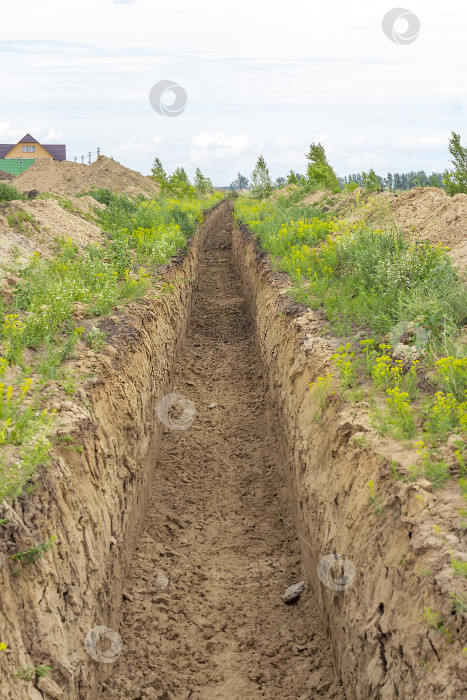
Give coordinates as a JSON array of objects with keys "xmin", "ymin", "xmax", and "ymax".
[
  {"xmin": 14, "ymin": 156, "xmax": 159, "ymax": 198},
  {"xmin": 0, "ymin": 170, "xmax": 13, "ymax": 180},
  {"xmin": 343, "ymin": 187, "xmax": 467, "ymax": 272},
  {"xmin": 0, "ymin": 196, "xmax": 105, "ymax": 274},
  {"xmin": 269, "ymin": 183, "xmax": 299, "ymax": 200},
  {"xmin": 99, "ymin": 206, "xmax": 343, "ymax": 699}
]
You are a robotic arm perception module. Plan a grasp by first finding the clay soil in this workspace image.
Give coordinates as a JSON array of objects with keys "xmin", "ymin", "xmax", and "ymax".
[{"xmin": 99, "ymin": 208, "xmax": 344, "ymax": 699}]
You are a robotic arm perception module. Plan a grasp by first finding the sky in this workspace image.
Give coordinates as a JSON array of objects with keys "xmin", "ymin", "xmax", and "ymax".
[{"xmin": 1, "ymin": 1, "xmax": 466, "ymax": 185}]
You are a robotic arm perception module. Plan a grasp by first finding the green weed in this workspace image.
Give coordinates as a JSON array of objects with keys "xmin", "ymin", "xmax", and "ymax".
[
  {"xmin": 10, "ymin": 535, "xmax": 56, "ymax": 575},
  {"xmin": 6, "ymin": 210, "xmax": 39, "ymax": 234},
  {"xmin": 422, "ymin": 607, "xmax": 452, "ymax": 642},
  {"xmin": 451, "ymin": 556, "xmax": 467, "ymax": 579},
  {"xmin": 450, "ymin": 591, "xmax": 467, "ymax": 614},
  {"xmin": 0, "ymin": 182, "xmax": 26, "ymax": 202},
  {"xmin": 368, "ymin": 480, "xmax": 386, "ymax": 515},
  {"xmin": 13, "ymin": 664, "xmax": 52, "ymax": 682},
  {"xmin": 309, "ymin": 374, "xmax": 335, "ymax": 420},
  {"xmin": 87, "ymin": 326, "xmax": 107, "ymax": 351}
]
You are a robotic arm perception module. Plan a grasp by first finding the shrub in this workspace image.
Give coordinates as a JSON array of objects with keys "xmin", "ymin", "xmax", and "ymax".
[{"xmin": 0, "ymin": 182, "xmax": 26, "ymax": 202}]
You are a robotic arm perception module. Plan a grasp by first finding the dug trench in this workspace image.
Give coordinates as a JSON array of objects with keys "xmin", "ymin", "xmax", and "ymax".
[
  {"xmin": 98, "ymin": 205, "xmax": 344, "ymax": 700},
  {"xmin": 1, "ymin": 202, "xmax": 466, "ymax": 699}
]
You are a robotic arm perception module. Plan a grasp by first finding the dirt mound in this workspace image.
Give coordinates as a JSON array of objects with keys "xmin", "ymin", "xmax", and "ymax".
[
  {"xmin": 269, "ymin": 183, "xmax": 299, "ymax": 200},
  {"xmin": 0, "ymin": 170, "xmax": 14, "ymax": 181},
  {"xmin": 301, "ymin": 190, "xmax": 327, "ymax": 206},
  {"xmin": 0, "ymin": 197, "xmax": 104, "ymax": 274},
  {"xmin": 14, "ymin": 155, "xmax": 159, "ymax": 198},
  {"xmin": 343, "ymin": 187, "xmax": 467, "ymax": 273}
]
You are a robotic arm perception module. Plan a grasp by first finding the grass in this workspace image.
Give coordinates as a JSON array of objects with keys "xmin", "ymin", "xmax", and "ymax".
[
  {"xmin": 9, "ymin": 535, "xmax": 56, "ymax": 576},
  {"xmin": 0, "ymin": 182, "xmax": 26, "ymax": 202},
  {"xmin": 451, "ymin": 556, "xmax": 467, "ymax": 579},
  {"xmin": 6, "ymin": 210, "xmax": 39, "ymax": 234},
  {"xmin": 0, "ymin": 189, "xmax": 223, "ymax": 503},
  {"xmin": 235, "ymin": 192, "xmax": 467, "ymax": 501},
  {"xmin": 450, "ymin": 591, "xmax": 467, "ymax": 614},
  {"xmin": 235, "ymin": 198, "xmax": 467, "ymax": 339},
  {"xmin": 0, "ymin": 375, "xmax": 55, "ymax": 502},
  {"xmin": 422, "ymin": 607, "xmax": 453, "ymax": 642},
  {"xmin": 368, "ymin": 480, "xmax": 386, "ymax": 515},
  {"xmin": 13, "ymin": 664, "xmax": 52, "ymax": 682}
]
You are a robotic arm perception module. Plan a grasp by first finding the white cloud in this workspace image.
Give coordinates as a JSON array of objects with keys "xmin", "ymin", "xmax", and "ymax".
[
  {"xmin": 189, "ymin": 132, "xmax": 251, "ymax": 160},
  {"xmin": 346, "ymin": 152, "xmax": 387, "ymax": 170},
  {"xmin": 42, "ymin": 128, "xmax": 65, "ymax": 142},
  {"xmin": 1, "ymin": 1, "xmax": 467, "ymax": 183},
  {"xmin": 395, "ymin": 133, "xmax": 450, "ymax": 149},
  {"xmin": 114, "ymin": 136, "xmax": 163, "ymax": 156}
]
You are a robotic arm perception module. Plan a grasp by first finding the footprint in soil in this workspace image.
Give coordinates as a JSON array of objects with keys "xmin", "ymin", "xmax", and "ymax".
[{"xmin": 99, "ymin": 207, "xmax": 344, "ymax": 700}]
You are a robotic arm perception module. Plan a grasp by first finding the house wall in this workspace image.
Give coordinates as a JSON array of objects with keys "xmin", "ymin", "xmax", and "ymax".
[{"xmin": 4, "ymin": 142, "xmax": 53, "ymax": 159}]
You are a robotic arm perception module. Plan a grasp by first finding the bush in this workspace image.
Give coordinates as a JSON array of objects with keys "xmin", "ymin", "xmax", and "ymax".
[{"xmin": 0, "ymin": 182, "xmax": 26, "ymax": 202}]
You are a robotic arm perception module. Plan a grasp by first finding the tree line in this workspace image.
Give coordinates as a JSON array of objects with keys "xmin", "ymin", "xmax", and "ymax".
[
  {"xmin": 151, "ymin": 131, "xmax": 467, "ymax": 199},
  {"xmin": 341, "ymin": 171, "xmax": 443, "ymax": 191}
]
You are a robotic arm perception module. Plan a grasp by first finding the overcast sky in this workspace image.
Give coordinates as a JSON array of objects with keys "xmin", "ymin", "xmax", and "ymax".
[{"xmin": 1, "ymin": 1, "xmax": 466, "ymax": 185}]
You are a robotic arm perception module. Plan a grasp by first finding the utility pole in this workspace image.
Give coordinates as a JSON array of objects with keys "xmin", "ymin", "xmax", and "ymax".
[
  {"xmin": 88, "ymin": 152, "xmax": 92, "ymax": 165},
  {"xmin": 81, "ymin": 155, "xmax": 84, "ymax": 164},
  {"xmin": 74, "ymin": 157, "xmax": 77, "ymax": 163},
  {"xmin": 97, "ymin": 147, "xmax": 100, "ymax": 157}
]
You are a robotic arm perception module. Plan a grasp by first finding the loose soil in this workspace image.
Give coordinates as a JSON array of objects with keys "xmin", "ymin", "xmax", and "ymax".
[
  {"xmin": 14, "ymin": 156, "xmax": 159, "ymax": 198},
  {"xmin": 99, "ymin": 208, "xmax": 343, "ymax": 699},
  {"xmin": 0, "ymin": 196, "xmax": 105, "ymax": 280},
  {"xmin": 312, "ymin": 186, "xmax": 467, "ymax": 273}
]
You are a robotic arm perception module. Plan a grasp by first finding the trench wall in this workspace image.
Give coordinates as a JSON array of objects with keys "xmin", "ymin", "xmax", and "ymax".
[
  {"xmin": 0, "ymin": 205, "xmax": 222, "ymax": 699},
  {"xmin": 231, "ymin": 212, "xmax": 467, "ymax": 700}
]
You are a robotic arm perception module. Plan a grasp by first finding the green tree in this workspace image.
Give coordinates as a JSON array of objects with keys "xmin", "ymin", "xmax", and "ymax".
[
  {"xmin": 251, "ymin": 155, "xmax": 273, "ymax": 199},
  {"xmin": 150, "ymin": 157, "xmax": 168, "ymax": 188},
  {"xmin": 286, "ymin": 170, "xmax": 299, "ymax": 185},
  {"xmin": 361, "ymin": 169, "xmax": 381, "ymax": 192},
  {"xmin": 275, "ymin": 177, "xmax": 286, "ymax": 189},
  {"xmin": 230, "ymin": 172, "xmax": 249, "ymax": 190},
  {"xmin": 194, "ymin": 167, "xmax": 213, "ymax": 195},
  {"xmin": 443, "ymin": 132, "xmax": 467, "ymax": 195},
  {"xmin": 167, "ymin": 167, "xmax": 195, "ymax": 198},
  {"xmin": 305, "ymin": 142, "xmax": 340, "ymax": 191}
]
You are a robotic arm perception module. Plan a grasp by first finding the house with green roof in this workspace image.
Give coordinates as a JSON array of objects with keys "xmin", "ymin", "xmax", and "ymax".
[{"xmin": 0, "ymin": 133, "xmax": 66, "ymax": 175}]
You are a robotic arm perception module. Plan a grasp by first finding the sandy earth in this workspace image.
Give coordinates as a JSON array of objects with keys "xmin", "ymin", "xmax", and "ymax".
[
  {"xmin": 335, "ymin": 187, "xmax": 467, "ymax": 273},
  {"xmin": 13, "ymin": 155, "xmax": 159, "ymax": 197},
  {"xmin": 99, "ymin": 209, "xmax": 343, "ymax": 699}
]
